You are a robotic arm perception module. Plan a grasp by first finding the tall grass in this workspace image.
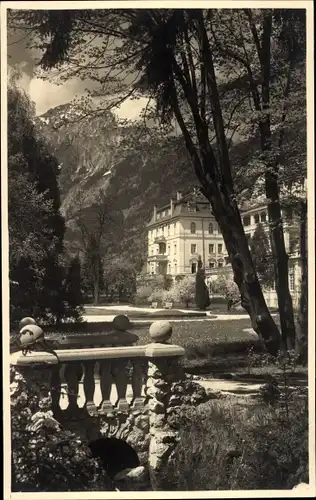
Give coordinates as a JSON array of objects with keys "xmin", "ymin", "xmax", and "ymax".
[{"xmin": 161, "ymin": 394, "xmax": 308, "ymax": 490}]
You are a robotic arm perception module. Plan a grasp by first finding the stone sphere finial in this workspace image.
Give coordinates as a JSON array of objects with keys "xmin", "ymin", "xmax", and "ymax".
[
  {"xmin": 149, "ymin": 321, "xmax": 173, "ymax": 343},
  {"xmin": 113, "ymin": 314, "xmax": 131, "ymax": 331},
  {"xmin": 19, "ymin": 317, "xmax": 37, "ymax": 330},
  {"xmin": 19, "ymin": 324, "xmax": 44, "ymax": 348}
]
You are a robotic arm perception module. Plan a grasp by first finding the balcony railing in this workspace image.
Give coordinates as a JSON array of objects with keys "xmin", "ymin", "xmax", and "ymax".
[
  {"xmin": 154, "ymin": 236, "xmax": 166, "ymax": 243},
  {"xmin": 147, "ymin": 254, "xmax": 168, "ymax": 262}
]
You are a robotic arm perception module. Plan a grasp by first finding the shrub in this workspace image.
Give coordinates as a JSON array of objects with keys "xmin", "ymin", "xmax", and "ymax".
[
  {"xmin": 195, "ymin": 259, "xmax": 210, "ymax": 310},
  {"xmin": 134, "ymin": 285, "xmax": 153, "ymax": 304},
  {"xmin": 176, "ymin": 275, "xmax": 195, "ymax": 307},
  {"xmin": 161, "ymin": 393, "xmax": 308, "ymax": 490},
  {"xmin": 210, "ymin": 275, "xmax": 240, "ymax": 311},
  {"xmin": 10, "ymin": 366, "xmax": 113, "ymax": 492},
  {"xmin": 148, "ymin": 289, "xmax": 165, "ymax": 303},
  {"xmin": 161, "ymin": 288, "xmax": 177, "ymax": 303}
]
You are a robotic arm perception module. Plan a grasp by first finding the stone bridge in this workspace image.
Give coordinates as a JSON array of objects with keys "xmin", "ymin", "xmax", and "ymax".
[{"xmin": 10, "ymin": 316, "xmax": 209, "ymax": 490}]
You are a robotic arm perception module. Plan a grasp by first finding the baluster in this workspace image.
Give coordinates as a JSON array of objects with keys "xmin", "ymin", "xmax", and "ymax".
[
  {"xmin": 131, "ymin": 359, "xmax": 144, "ymax": 409},
  {"xmin": 83, "ymin": 361, "xmax": 98, "ymax": 415},
  {"xmin": 51, "ymin": 365, "xmax": 62, "ymax": 416},
  {"xmin": 112, "ymin": 359, "xmax": 129, "ymax": 411},
  {"xmin": 64, "ymin": 362, "xmax": 81, "ymax": 415},
  {"xmin": 99, "ymin": 359, "xmax": 113, "ymax": 414}
]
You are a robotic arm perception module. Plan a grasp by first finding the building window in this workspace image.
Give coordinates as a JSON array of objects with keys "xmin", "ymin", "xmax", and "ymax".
[
  {"xmin": 261, "ymin": 212, "xmax": 267, "ymax": 222},
  {"xmin": 218, "ymin": 244, "xmax": 223, "ymax": 254},
  {"xmin": 209, "ymin": 244, "xmax": 214, "ymax": 254},
  {"xmin": 159, "ymin": 242, "xmax": 166, "ymax": 254},
  {"xmin": 209, "ymin": 223, "xmax": 214, "ymax": 234},
  {"xmin": 151, "ymin": 249, "xmax": 154, "ymax": 255},
  {"xmin": 167, "ymin": 245, "xmax": 170, "ymax": 255},
  {"xmin": 209, "ymin": 261, "xmax": 215, "ymax": 268},
  {"xmin": 190, "ymin": 222, "xmax": 196, "ymax": 234},
  {"xmin": 254, "ymin": 213, "xmax": 260, "ymax": 224},
  {"xmin": 191, "ymin": 262, "xmax": 197, "ymax": 273},
  {"xmin": 167, "ymin": 225, "xmax": 170, "ymax": 235},
  {"xmin": 174, "ymin": 263, "xmax": 177, "ymax": 273},
  {"xmin": 243, "ymin": 216, "xmax": 251, "ymax": 226},
  {"xmin": 174, "ymin": 244, "xmax": 177, "ymax": 254},
  {"xmin": 218, "ymin": 261, "xmax": 223, "ymax": 268},
  {"xmin": 271, "ymin": 281, "xmax": 275, "ymax": 291},
  {"xmin": 174, "ymin": 223, "xmax": 177, "ymax": 233},
  {"xmin": 191, "ymin": 244, "xmax": 197, "ymax": 254},
  {"xmin": 289, "ymin": 269, "xmax": 295, "ymax": 291}
]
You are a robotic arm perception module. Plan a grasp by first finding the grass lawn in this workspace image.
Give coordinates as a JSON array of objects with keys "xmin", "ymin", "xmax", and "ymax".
[{"xmin": 40, "ymin": 318, "xmax": 263, "ymax": 375}]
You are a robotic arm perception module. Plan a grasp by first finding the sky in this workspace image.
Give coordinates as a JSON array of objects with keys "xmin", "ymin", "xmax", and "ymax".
[{"xmin": 7, "ymin": 26, "xmax": 148, "ymax": 119}]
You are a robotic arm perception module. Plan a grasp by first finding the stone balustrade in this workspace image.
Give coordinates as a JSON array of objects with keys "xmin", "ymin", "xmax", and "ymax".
[
  {"xmin": 10, "ymin": 318, "xmax": 185, "ymax": 420},
  {"xmin": 11, "ymin": 316, "xmax": 210, "ymax": 489}
]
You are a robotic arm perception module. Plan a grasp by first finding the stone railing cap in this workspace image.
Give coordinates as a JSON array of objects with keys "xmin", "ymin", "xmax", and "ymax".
[{"xmin": 145, "ymin": 343, "xmax": 185, "ymax": 358}]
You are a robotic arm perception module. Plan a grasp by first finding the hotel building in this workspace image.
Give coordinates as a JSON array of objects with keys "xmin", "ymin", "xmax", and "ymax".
[{"xmin": 146, "ymin": 188, "xmax": 302, "ymax": 307}]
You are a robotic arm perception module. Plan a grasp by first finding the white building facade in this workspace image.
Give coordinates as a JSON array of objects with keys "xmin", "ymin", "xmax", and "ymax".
[{"xmin": 146, "ymin": 189, "xmax": 302, "ymax": 308}]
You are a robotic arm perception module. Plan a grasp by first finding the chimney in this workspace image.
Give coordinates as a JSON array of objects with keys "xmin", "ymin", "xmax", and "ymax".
[
  {"xmin": 176, "ymin": 191, "xmax": 182, "ymax": 201},
  {"xmin": 153, "ymin": 205, "xmax": 157, "ymax": 220},
  {"xmin": 170, "ymin": 198, "xmax": 174, "ymax": 214}
]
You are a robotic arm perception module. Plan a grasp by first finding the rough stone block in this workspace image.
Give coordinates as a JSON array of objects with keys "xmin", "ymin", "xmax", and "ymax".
[{"xmin": 148, "ymin": 399, "xmax": 165, "ymax": 414}]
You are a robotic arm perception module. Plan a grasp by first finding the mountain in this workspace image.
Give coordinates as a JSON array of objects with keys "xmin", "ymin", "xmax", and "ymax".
[
  {"xmin": 37, "ymin": 101, "xmax": 306, "ymax": 272},
  {"xmin": 37, "ymin": 104, "xmax": 197, "ymax": 269}
]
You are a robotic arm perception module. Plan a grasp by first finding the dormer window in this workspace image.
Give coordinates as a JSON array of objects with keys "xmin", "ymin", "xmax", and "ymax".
[{"xmin": 190, "ymin": 222, "xmax": 196, "ymax": 234}]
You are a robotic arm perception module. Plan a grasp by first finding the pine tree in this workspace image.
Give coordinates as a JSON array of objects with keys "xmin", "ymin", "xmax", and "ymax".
[
  {"xmin": 250, "ymin": 224, "xmax": 275, "ymax": 289},
  {"xmin": 195, "ymin": 257, "xmax": 211, "ymax": 310},
  {"xmin": 63, "ymin": 257, "xmax": 84, "ymax": 319}
]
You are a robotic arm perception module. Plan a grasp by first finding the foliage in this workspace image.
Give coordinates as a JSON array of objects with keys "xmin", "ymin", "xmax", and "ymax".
[
  {"xmin": 210, "ymin": 275, "xmax": 240, "ymax": 311},
  {"xmin": 162, "ymin": 391, "xmax": 308, "ymax": 490},
  {"xmin": 164, "ymin": 275, "xmax": 196, "ymax": 307},
  {"xmin": 250, "ymin": 223, "xmax": 275, "ymax": 288},
  {"xmin": 7, "ymin": 83, "xmax": 77, "ymax": 324},
  {"xmin": 148, "ymin": 289, "xmax": 165, "ymax": 304},
  {"xmin": 10, "ymin": 367, "xmax": 113, "ymax": 492},
  {"xmin": 103, "ymin": 261, "xmax": 137, "ymax": 302},
  {"xmin": 9, "ymin": 8, "xmax": 308, "ymax": 351},
  {"xmin": 65, "ymin": 189, "xmax": 118, "ymax": 304},
  {"xmin": 135, "ymin": 285, "xmax": 153, "ymax": 305}
]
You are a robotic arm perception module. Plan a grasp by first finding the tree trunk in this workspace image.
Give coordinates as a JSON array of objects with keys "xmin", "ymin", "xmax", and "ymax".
[
  {"xmin": 296, "ymin": 201, "xmax": 308, "ymax": 362},
  {"xmin": 93, "ymin": 260, "xmax": 100, "ymax": 305},
  {"xmin": 255, "ymin": 11, "xmax": 296, "ymax": 351},
  {"xmin": 265, "ymin": 172, "xmax": 296, "ymax": 350},
  {"xmin": 204, "ymin": 183, "xmax": 281, "ymax": 356}
]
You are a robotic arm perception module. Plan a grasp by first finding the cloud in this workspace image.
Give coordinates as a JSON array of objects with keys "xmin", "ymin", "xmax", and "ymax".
[
  {"xmin": 7, "ymin": 25, "xmax": 148, "ymax": 120},
  {"xmin": 115, "ymin": 97, "xmax": 149, "ymax": 120},
  {"xmin": 28, "ymin": 78, "xmax": 86, "ymax": 116}
]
